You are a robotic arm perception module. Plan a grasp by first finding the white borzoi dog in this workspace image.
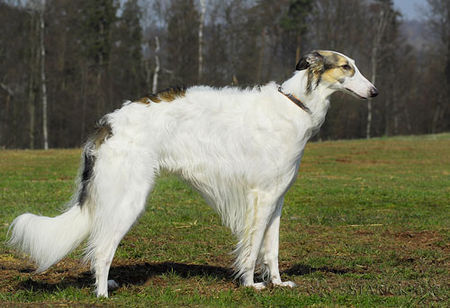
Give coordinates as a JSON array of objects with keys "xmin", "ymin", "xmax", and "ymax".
[{"xmin": 9, "ymin": 50, "xmax": 377, "ymax": 297}]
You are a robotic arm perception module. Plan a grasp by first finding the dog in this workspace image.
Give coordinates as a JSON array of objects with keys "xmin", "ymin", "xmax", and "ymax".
[{"xmin": 9, "ymin": 50, "xmax": 377, "ymax": 297}]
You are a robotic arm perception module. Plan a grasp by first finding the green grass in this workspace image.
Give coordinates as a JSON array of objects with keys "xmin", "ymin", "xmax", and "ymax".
[{"xmin": 0, "ymin": 134, "xmax": 449, "ymax": 306}]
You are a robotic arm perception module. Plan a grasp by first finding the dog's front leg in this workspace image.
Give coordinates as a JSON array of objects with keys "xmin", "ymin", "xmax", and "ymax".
[
  {"xmin": 237, "ymin": 191, "xmax": 279, "ymax": 290},
  {"xmin": 260, "ymin": 199, "xmax": 296, "ymax": 287}
]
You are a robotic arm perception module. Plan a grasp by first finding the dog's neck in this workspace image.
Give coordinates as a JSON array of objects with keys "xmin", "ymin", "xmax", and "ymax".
[{"xmin": 280, "ymin": 70, "xmax": 333, "ymax": 130}]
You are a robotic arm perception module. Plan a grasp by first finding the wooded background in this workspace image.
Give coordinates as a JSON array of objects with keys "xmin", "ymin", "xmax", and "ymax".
[{"xmin": 0, "ymin": 0, "xmax": 448, "ymax": 149}]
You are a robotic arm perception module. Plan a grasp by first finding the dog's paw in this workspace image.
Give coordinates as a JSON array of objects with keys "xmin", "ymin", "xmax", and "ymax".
[
  {"xmin": 273, "ymin": 280, "xmax": 297, "ymax": 288},
  {"xmin": 107, "ymin": 279, "xmax": 119, "ymax": 290},
  {"xmin": 248, "ymin": 282, "xmax": 267, "ymax": 290},
  {"xmin": 252, "ymin": 282, "xmax": 267, "ymax": 290},
  {"xmin": 242, "ymin": 280, "xmax": 267, "ymax": 290}
]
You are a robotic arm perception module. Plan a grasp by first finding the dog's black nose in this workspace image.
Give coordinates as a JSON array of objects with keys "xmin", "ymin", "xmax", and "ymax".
[{"xmin": 370, "ymin": 87, "xmax": 379, "ymax": 97}]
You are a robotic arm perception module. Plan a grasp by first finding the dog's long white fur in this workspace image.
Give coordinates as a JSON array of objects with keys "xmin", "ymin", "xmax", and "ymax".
[{"xmin": 8, "ymin": 51, "xmax": 376, "ymax": 297}]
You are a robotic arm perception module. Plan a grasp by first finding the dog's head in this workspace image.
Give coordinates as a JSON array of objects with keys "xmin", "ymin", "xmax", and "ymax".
[{"xmin": 296, "ymin": 50, "xmax": 378, "ymax": 99}]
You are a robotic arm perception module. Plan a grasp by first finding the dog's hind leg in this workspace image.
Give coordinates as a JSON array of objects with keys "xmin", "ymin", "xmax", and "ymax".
[
  {"xmin": 89, "ymin": 184, "xmax": 153, "ymax": 297},
  {"xmin": 85, "ymin": 152, "xmax": 156, "ymax": 297},
  {"xmin": 235, "ymin": 191, "xmax": 279, "ymax": 290},
  {"xmin": 259, "ymin": 198, "xmax": 296, "ymax": 287}
]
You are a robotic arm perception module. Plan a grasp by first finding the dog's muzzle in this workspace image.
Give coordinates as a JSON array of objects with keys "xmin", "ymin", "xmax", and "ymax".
[{"xmin": 369, "ymin": 87, "xmax": 378, "ymax": 98}]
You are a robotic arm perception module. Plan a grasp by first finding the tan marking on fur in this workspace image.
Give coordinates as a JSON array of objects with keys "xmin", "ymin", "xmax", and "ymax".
[
  {"xmin": 136, "ymin": 87, "xmax": 186, "ymax": 105},
  {"xmin": 93, "ymin": 123, "xmax": 112, "ymax": 148},
  {"xmin": 304, "ymin": 50, "xmax": 358, "ymax": 92},
  {"xmin": 316, "ymin": 50, "xmax": 334, "ymax": 57},
  {"xmin": 137, "ymin": 97, "xmax": 151, "ymax": 104},
  {"xmin": 148, "ymin": 93, "xmax": 162, "ymax": 103},
  {"xmin": 322, "ymin": 68, "xmax": 346, "ymax": 83},
  {"xmin": 318, "ymin": 51, "xmax": 355, "ymax": 83},
  {"xmin": 157, "ymin": 87, "xmax": 186, "ymax": 102}
]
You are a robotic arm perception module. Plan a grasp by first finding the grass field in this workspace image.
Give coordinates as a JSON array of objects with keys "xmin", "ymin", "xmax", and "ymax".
[{"xmin": 0, "ymin": 134, "xmax": 448, "ymax": 306}]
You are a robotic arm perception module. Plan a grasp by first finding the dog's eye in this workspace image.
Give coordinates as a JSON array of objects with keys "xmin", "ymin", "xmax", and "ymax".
[{"xmin": 341, "ymin": 64, "xmax": 351, "ymax": 70}]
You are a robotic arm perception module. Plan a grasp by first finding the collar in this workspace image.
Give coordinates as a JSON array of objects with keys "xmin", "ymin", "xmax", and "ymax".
[{"xmin": 278, "ymin": 87, "xmax": 311, "ymax": 114}]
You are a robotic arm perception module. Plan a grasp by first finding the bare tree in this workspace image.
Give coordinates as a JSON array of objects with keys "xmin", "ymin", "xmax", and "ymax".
[
  {"xmin": 198, "ymin": 0, "xmax": 207, "ymax": 83},
  {"xmin": 366, "ymin": 3, "xmax": 391, "ymax": 139},
  {"xmin": 27, "ymin": 0, "xmax": 48, "ymax": 149},
  {"xmin": 152, "ymin": 36, "xmax": 160, "ymax": 93},
  {"xmin": 166, "ymin": 0, "xmax": 199, "ymax": 85},
  {"xmin": 39, "ymin": 0, "xmax": 48, "ymax": 149},
  {"xmin": 427, "ymin": 0, "xmax": 449, "ymax": 133},
  {"xmin": 0, "ymin": 82, "xmax": 14, "ymax": 147},
  {"xmin": 27, "ymin": 9, "xmax": 38, "ymax": 149}
]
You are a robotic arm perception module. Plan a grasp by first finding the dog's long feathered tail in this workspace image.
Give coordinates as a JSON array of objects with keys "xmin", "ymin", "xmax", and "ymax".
[
  {"xmin": 8, "ymin": 205, "xmax": 91, "ymax": 272},
  {"xmin": 8, "ymin": 142, "xmax": 96, "ymax": 273}
]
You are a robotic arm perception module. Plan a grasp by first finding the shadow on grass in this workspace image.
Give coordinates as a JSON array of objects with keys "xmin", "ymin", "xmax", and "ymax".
[
  {"xmin": 17, "ymin": 262, "xmax": 350, "ymax": 293},
  {"xmin": 18, "ymin": 261, "xmax": 233, "ymax": 293},
  {"xmin": 18, "ymin": 270, "xmax": 93, "ymax": 292},
  {"xmin": 109, "ymin": 262, "xmax": 233, "ymax": 285},
  {"xmin": 283, "ymin": 264, "xmax": 350, "ymax": 276}
]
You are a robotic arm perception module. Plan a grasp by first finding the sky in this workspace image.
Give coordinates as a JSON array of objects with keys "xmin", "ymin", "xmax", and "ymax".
[{"xmin": 392, "ymin": 0, "xmax": 428, "ymax": 20}]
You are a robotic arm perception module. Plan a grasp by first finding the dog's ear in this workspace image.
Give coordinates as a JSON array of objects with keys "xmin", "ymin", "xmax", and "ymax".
[{"xmin": 296, "ymin": 51, "xmax": 324, "ymax": 71}]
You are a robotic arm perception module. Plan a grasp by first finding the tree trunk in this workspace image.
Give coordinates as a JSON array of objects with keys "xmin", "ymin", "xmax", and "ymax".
[
  {"xmin": 28, "ymin": 100, "xmax": 35, "ymax": 149},
  {"xmin": 384, "ymin": 96, "xmax": 390, "ymax": 136},
  {"xmin": 80, "ymin": 65, "xmax": 87, "ymax": 143},
  {"xmin": 392, "ymin": 86, "xmax": 398, "ymax": 135},
  {"xmin": 367, "ymin": 45, "xmax": 377, "ymax": 139},
  {"xmin": 367, "ymin": 8, "xmax": 389, "ymax": 139},
  {"xmin": 256, "ymin": 28, "xmax": 266, "ymax": 83},
  {"xmin": 431, "ymin": 103, "xmax": 441, "ymax": 133},
  {"xmin": 152, "ymin": 36, "xmax": 160, "ymax": 93},
  {"xmin": 198, "ymin": 0, "xmax": 206, "ymax": 83},
  {"xmin": 0, "ymin": 83, "xmax": 14, "ymax": 147},
  {"xmin": 39, "ymin": 2, "xmax": 48, "ymax": 150},
  {"xmin": 28, "ymin": 12, "xmax": 39, "ymax": 149},
  {"xmin": 366, "ymin": 99, "xmax": 372, "ymax": 139},
  {"xmin": 295, "ymin": 34, "xmax": 302, "ymax": 65}
]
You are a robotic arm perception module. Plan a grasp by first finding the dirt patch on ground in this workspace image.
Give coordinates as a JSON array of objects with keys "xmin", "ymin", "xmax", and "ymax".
[{"xmin": 386, "ymin": 230, "xmax": 448, "ymax": 250}]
